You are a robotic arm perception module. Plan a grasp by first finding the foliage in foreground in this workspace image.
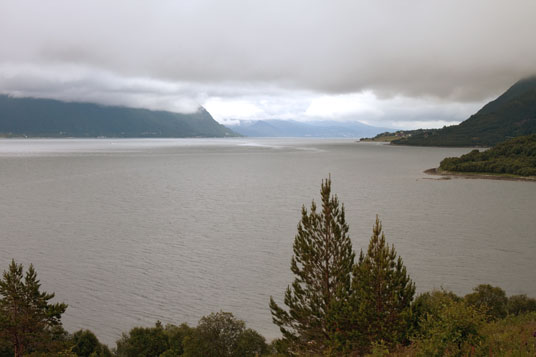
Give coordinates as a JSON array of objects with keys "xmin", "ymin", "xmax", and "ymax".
[
  {"xmin": 115, "ymin": 311, "xmax": 267, "ymax": 357},
  {"xmin": 0, "ymin": 260, "xmax": 68, "ymax": 357},
  {"xmin": 411, "ymin": 291, "xmax": 487, "ymax": 356},
  {"xmin": 71, "ymin": 330, "xmax": 112, "ymax": 357},
  {"xmin": 269, "ymin": 177, "xmax": 356, "ymax": 355},
  {"xmin": 270, "ymin": 178, "xmax": 414, "ymax": 355},
  {"xmin": 477, "ymin": 312, "xmax": 536, "ymax": 356},
  {"xmin": 349, "ymin": 216, "xmax": 415, "ymax": 351},
  {"xmin": 115, "ymin": 322, "xmax": 174, "ymax": 357},
  {"xmin": 465, "ymin": 284, "xmax": 508, "ymax": 320},
  {"xmin": 183, "ymin": 311, "xmax": 267, "ymax": 357},
  {"xmin": 387, "ymin": 311, "xmax": 536, "ymax": 357}
]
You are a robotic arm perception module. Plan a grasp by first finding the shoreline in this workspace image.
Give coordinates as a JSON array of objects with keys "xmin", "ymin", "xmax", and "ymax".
[{"xmin": 424, "ymin": 168, "xmax": 536, "ymax": 182}]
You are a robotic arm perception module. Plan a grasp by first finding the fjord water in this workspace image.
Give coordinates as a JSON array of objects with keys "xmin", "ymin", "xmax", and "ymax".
[{"xmin": 0, "ymin": 138, "xmax": 535, "ymax": 345}]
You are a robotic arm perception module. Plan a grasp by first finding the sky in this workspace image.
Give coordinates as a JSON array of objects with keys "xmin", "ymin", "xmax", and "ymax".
[{"xmin": 1, "ymin": 0, "xmax": 536, "ymax": 129}]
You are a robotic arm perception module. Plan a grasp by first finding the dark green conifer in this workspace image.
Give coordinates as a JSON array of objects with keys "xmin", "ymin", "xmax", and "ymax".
[
  {"xmin": 269, "ymin": 177, "xmax": 355, "ymax": 355},
  {"xmin": 349, "ymin": 216, "xmax": 415, "ymax": 353},
  {"xmin": 0, "ymin": 260, "xmax": 67, "ymax": 357}
]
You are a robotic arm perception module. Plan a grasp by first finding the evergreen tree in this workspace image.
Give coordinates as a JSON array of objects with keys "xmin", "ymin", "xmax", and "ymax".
[
  {"xmin": 348, "ymin": 216, "xmax": 415, "ymax": 353},
  {"xmin": 269, "ymin": 177, "xmax": 355, "ymax": 355},
  {"xmin": 0, "ymin": 260, "xmax": 67, "ymax": 357}
]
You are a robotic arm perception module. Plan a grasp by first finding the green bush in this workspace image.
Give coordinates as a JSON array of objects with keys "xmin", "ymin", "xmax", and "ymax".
[
  {"xmin": 183, "ymin": 311, "xmax": 267, "ymax": 357},
  {"xmin": 410, "ymin": 290, "xmax": 461, "ymax": 336},
  {"xmin": 162, "ymin": 323, "xmax": 194, "ymax": 356},
  {"xmin": 115, "ymin": 322, "xmax": 170, "ymax": 357},
  {"xmin": 70, "ymin": 330, "xmax": 111, "ymax": 357},
  {"xmin": 412, "ymin": 297, "xmax": 486, "ymax": 356},
  {"xmin": 465, "ymin": 284, "xmax": 508, "ymax": 320},
  {"xmin": 507, "ymin": 294, "xmax": 536, "ymax": 316}
]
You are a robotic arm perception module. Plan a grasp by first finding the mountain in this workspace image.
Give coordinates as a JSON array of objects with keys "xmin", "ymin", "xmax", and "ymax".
[
  {"xmin": 392, "ymin": 76, "xmax": 536, "ymax": 147},
  {"xmin": 0, "ymin": 95, "xmax": 238, "ymax": 138},
  {"xmin": 226, "ymin": 119, "xmax": 389, "ymax": 138}
]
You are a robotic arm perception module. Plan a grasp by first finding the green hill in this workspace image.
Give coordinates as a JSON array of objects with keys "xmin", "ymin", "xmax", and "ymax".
[
  {"xmin": 439, "ymin": 134, "xmax": 536, "ymax": 176},
  {"xmin": 392, "ymin": 76, "xmax": 536, "ymax": 147},
  {"xmin": 0, "ymin": 95, "xmax": 238, "ymax": 138}
]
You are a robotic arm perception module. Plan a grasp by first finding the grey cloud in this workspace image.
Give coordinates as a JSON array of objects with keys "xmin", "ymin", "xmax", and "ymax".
[
  {"xmin": 2, "ymin": 0, "xmax": 536, "ymax": 101},
  {"xmin": 0, "ymin": 62, "xmax": 311, "ymax": 115},
  {"xmin": 0, "ymin": 63, "xmax": 203, "ymax": 113},
  {"xmin": 0, "ymin": 0, "xmax": 535, "ymax": 129}
]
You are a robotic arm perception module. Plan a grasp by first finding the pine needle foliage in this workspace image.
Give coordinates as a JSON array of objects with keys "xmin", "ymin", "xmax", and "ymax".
[
  {"xmin": 269, "ymin": 177, "xmax": 355, "ymax": 355},
  {"xmin": 0, "ymin": 260, "xmax": 67, "ymax": 357},
  {"xmin": 349, "ymin": 216, "xmax": 415, "ymax": 353}
]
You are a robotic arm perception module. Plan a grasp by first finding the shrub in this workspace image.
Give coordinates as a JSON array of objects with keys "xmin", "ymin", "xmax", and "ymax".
[
  {"xmin": 412, "ymin": 298, "xmax": 486, "ymax": 356},
  {"xmin": 71, "ymin": 330, "xmax": 111, "ymax": 357},
  {"xmin": 465, "ymin": 284, "xmax": 507, "ymax": 320},
  {"xmin": 507, "ymin": 294, "xmax": 536, "ymax": 316},
  {"xmin": 183, "ymin": 311, "xmax": 267, "ymax": 357}
]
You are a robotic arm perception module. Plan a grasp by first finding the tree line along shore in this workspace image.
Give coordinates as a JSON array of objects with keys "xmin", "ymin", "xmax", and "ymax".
[
  {"xmin": 1, "ymin": 178, "xmax": 535, "ymax": 356},
  {"xmin": 436, "ymin": 133, "xmax": 536, "ymax": 179}
]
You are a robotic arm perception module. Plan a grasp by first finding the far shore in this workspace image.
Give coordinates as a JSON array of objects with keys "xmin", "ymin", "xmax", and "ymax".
[{"xmin": 424, "ymin": 168, "xmax": 536, "ymax": 182}]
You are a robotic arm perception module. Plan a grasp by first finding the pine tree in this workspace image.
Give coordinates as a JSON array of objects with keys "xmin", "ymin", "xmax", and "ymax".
[
  {"xmin": 0, "ymin": 260, "xmax": 67, "ymax": 357},
  {"xmin": 349, "ymin": 216, "xmax": 415, "ymax": 353},
  {"xmin": 269, "ymin": 177, "xmax": 355, "ymax": 355}
]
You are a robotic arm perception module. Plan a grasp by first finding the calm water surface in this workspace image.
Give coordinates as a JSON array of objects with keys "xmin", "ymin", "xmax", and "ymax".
[{"xmin": 0, "ymin": 138, "xmax": 535, "ymax": 345}]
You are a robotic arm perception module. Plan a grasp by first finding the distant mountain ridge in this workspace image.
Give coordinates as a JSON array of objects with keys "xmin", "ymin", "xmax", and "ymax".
[
  {"xmin": 0, "ymin": 95, "xmax": 238, "ymax": 138},
  {"xmin": 227, "ymin": 119, "xmax": 389, "ymax": 138},
  {"xmin": 392, "ymin": 76, "xmax": 536, "ymax": 146}
]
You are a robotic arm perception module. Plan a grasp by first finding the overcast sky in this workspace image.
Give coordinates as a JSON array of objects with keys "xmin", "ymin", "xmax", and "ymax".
[{"xmin": 1, "ymin": 0, "xmax": 536, "ymax": 129}]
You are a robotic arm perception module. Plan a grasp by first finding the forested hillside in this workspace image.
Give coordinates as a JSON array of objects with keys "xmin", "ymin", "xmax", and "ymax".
[
  {"xmin": 0, "ymin": 95, "xmax": 238, "ymax": 138},
  {"xmin": 392, "ymin": 76, "xmax": 536, "ymax": 147},
  {"xmin": 439, "ymin": 134, "xmax": 536, "ymax": 176}
]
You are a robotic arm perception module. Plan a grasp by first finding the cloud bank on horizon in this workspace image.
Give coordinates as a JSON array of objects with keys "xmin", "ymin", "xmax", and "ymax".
[{"xmin": 1, "ymin": 0, "xmax": 535, "ymax": 129}]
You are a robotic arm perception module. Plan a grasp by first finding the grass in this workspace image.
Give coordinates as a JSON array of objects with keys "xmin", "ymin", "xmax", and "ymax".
[
  {"xmin": 478, "ymin": 312, "xmax": 536, "ymax": 356},
  {"xmin": 371, "ymin": 313, "xmax": 536, "ymax": 356}
]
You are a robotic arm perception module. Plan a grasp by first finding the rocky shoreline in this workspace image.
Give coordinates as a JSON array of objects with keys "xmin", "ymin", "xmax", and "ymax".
[{"xmin": 424, "ymin": 168, "xmax": 536, "ymax": 182}]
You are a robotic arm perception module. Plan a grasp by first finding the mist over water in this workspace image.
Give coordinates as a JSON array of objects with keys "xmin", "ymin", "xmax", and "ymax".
[{"xmin": 0, "ymin": 138, "xmax": 535, "ymax": 345}]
